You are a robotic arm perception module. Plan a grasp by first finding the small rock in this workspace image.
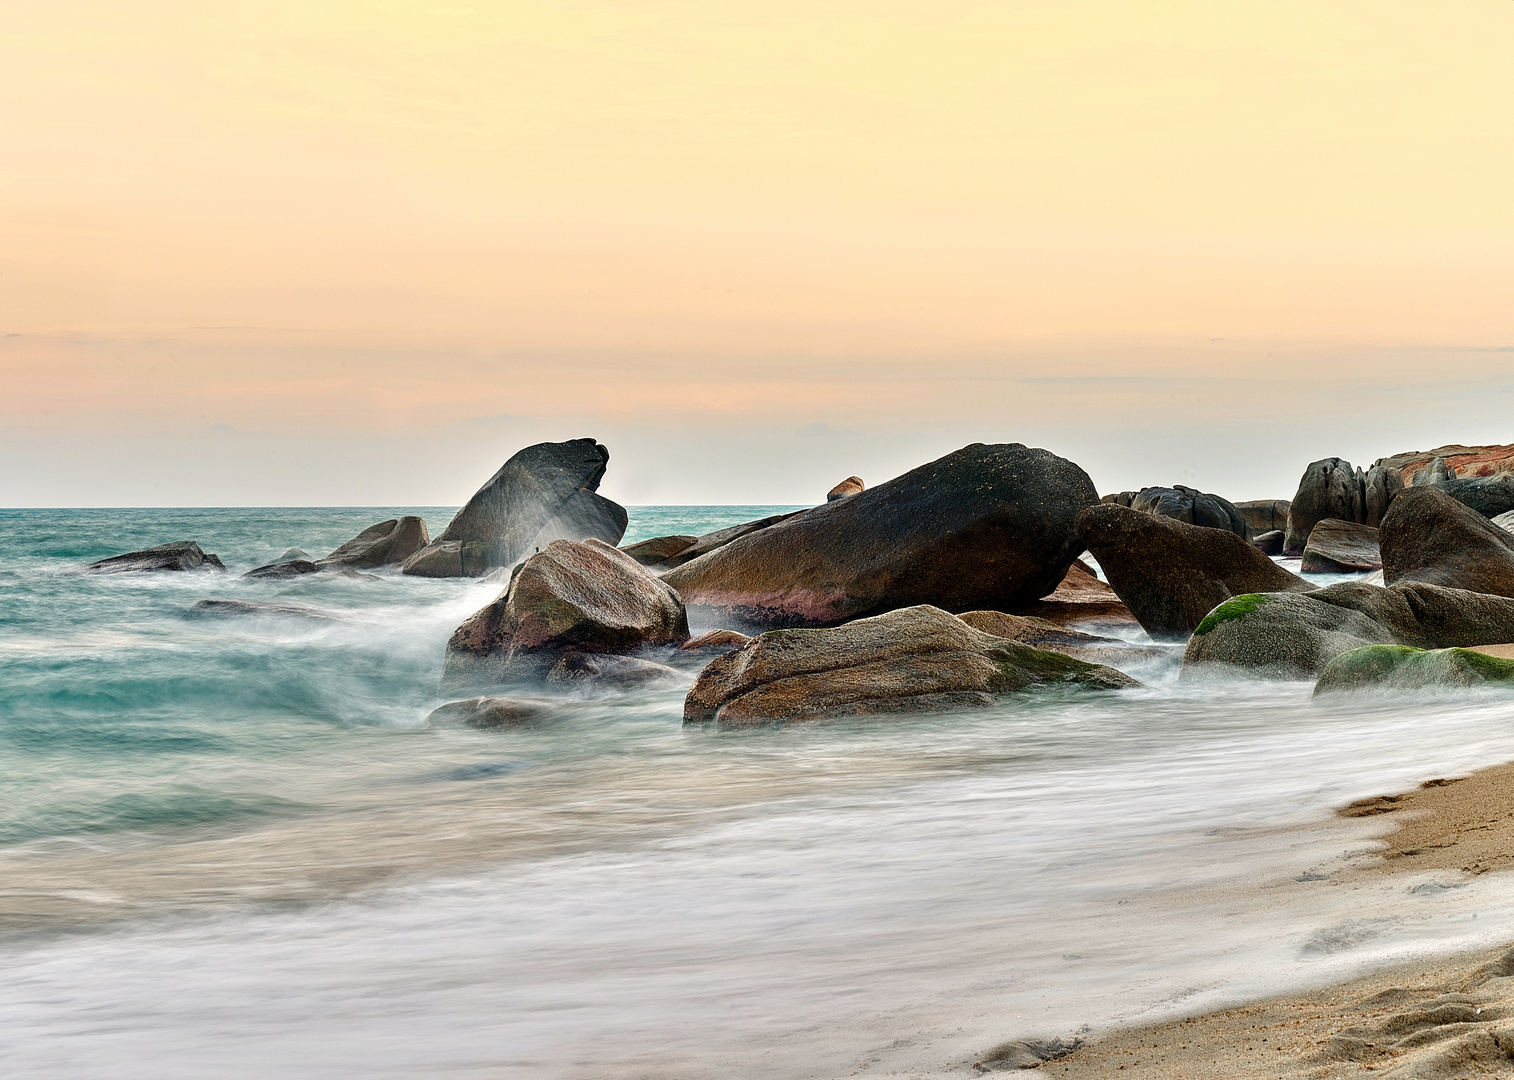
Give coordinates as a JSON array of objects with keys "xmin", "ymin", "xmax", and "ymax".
[
  {"xmin": 620, "ymin": 535, "xmax": 698, "ymax": 566},
  {"xmin": 1315, "ymin": 645, "xmax": 1514, "ymax": 694},
  {"xmin": 543, "ymin": 652, "xmax": 687, "ymax": 693},
  {"xmin": 678, "ymin": 629, "xmax": 752, "ymax": 654},
  {"xmin": 1234, "ymin": 499, "xmax": 1292, "ymax": 537},
  {"xmin": 188, "ymin": 599, "xmax": 340, "ymax": 621},
  {"xmin": 425, "ymin": 697, "xmax": 553, "ymax": 728},
  {"xmin": 320, "ymin": 517, "xmax": 429, "ymax": 569},
  {"xmin": 85, "ymin": 541, "xmax": 226, "ymax": 574},
  {"xmin": 826, "ymin": 476, "xmax": 865, "ymax": 501},
  {"xmin": 243, "ymin": 559, "xmax": 323, "ymax": 579},
  {"xmin": 1250, "ymin": 529, "xmax": 1285, "ymax": 556}
]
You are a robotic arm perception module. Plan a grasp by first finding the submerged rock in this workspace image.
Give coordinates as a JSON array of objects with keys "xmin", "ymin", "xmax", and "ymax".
[
  {"xmin": 1315, "ymin": 645, "xmax": 1514, "ymax": 694},
  {"xmin": 402, "ymin": 439, "xmax": 626, "ymax": 578},
  {"xmin": 441, "ymin": 538, "xmax": 690, "ymax": 689},
  {"xmin": 826, "ymin": 476, "xmax": 865, "ymax": 501},
  {"xmin": 272, "ymin": 547, "xmax": 311, "ymax": 564},
  {"xmin": 187, "ymin": 599, "xmax": 341, "ymax": 621},
  {"xmin": 243, "ymin": 559, "xmax": 323, "ymax": 579},
  {"xmin": 543, "ymin": 652, "xmax": 687, "ymax": 693},
  {"xmin": 683, "ymin": 605, "xmax": 1138, "ymax": 725},
  {"xmin": 86, "ymin": 541, "xmax": 226, "ymax": 574},
  {"xmin": 1380, "ymin": 487, "xmax": 1514, "ymax": 598},
  {"xmin": 1301, "ymin": 519, "xmax": 1382, "ymax": 573},
  {"xmin": 425, "ymin": 696, "xmax": 554, "ymax": 728},
  {"xmin": 1076, "ymin": 503, "xmax": 1313, "ymax": 639},
  {"xmin": 320, "ymin": 517, "xmax": 429, "ymax": 569},
  {"xmin": 663, "ymin": 443, "xmax": 1099, "ymax": 629}
]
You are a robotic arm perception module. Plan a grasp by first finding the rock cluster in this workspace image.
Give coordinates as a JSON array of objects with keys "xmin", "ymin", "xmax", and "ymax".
[
  {"xmin": 1102, "ymin": 485, "xmax": 1246, "ymax": 536},
  {"xmin": 1284, "ymin": 458, "xmax": 1403, "ymax": 555}
]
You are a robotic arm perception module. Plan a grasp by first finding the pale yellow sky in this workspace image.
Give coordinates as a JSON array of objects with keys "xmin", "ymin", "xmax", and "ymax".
[{"xmin": 2, "ymin": 2, "xmax": 1512, "ymax": 503}]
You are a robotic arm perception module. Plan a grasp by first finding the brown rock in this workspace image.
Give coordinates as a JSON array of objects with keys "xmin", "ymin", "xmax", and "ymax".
[
  {"xmin": 955, "ymin": 610, "xmax": 1169, "ymax": 667},
  {"xmin": 1014, "ymin": 563, "xmax": 1139, "ymax": 630},
  {"xmin": 684, "ymin": 605, "xmax": 1137, "ymax": 725},
  {"xmin": 678, "ymin": 629, "xmax": 752, "ymax": 654},
  {"xmin": 620, "ymin": 535, "xmax": 698, "ymax": 566},
  {"xmin": 1250, "ymin": 529, "xmax": 1284, "ymax": 556},
  {"xmin": 659, "ymin": 511, "xmax": 806, "ymax": 569},
  {"xmin": 425, "ymin": 697, "xmax": 553, "ymax": 728},
  {"xmin": 1301, "ymin": 519, "xmax": 1382, "ymax": 573},
  {"xmin": 1285, "ymin": 458, "xmax": 1364, "ymax": 555},
  {"xmin": 663, "ymin": 443, "xmax": 1099, "ymax": 629},
  {"xmin": 1234, "ymin": 499, "xmax": 1291, "ymax": 537},
  {"xmin": 1376, "ymin": 442, "xmax": 1514, "ymax": 485},
  {"xmin": 1077, "ymin": 503, "xmax": 1314, "ymax": 639},
  {"xmin": 441, "ymin": 538, "xmax": 690, "ymax": 689},
  {"xmin": 1380, "ymin": 486, "xmax": 1514, "ymax": 598},
  {"xmin": 826, "ymin": 476, "xmax": 865, "ymax": 501}
]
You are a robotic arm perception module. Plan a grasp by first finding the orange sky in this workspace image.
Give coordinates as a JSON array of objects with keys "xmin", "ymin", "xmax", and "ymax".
[{"xmin": 3, "ymin": 2, "xmax": 1513, "ymax": 504}]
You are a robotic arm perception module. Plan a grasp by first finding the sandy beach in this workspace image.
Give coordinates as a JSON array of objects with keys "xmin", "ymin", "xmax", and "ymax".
[{"xmin": 1029, "ymin": 761, "xmax": 1514, "ymax": 1077}]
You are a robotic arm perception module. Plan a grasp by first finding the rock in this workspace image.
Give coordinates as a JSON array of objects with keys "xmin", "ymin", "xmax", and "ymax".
[
  {"xmin": 620, "ymin": 535, "xmax": 698, "ymax": 567},
  {"xmin": 320, "ymin": 517, "xmax": 429, "ymax": 569},
  {"xmin": 425, "ymin": 696, "xmax": 553, "ymax": 728},
  {"xmin": 1301, "ymin": 519, "xmax": 1382, "ymax": 573},
  {"xmin": 402, "ymin": 439, "xmax": 626, "ymax": 577},
  {"xmin": 1380, "ymin": 487, "xmax": 1514, "ymax": 598},
  {"xmin": 1182, "ymin": 580, "xmax": 1514, "ymax": 678},
  {"xmin": 1076, "ymin": 503, "xmax": 1314, "ymax": 639},
  {"xmin": 187, "ymin": 599, "xmax": 341, "ymax": 621},
  {"xmin": 85, "ymin": 541, "xmax": 226, "ymax": 574},
  {"xmin": 1362, "ymin": 464, "xmax": 1404, "ymax": 527},
  {"xmin": 1412, "ymin": 456, "xmax": 1457, "ymax": 485},
  {"xmin": 1014, "ymin": 563, "xmax": 1140, "ymax": 630},
  {"xmin": 677, "ymin": 629, "xmax": 752, "ymax": 655},
  {"xmin": 1285, "ymin": 459, "xmax": 1365, "ymax": 555},
  {"xmin": 659, "ymin": 511, "xmax": 807, "ymax": 569},
  {"xmin": 1494, "ymin": 509, "xmax": 1514, "ymax": 535},
  {"xmin": 1377, "ymin": 443, "xmax": 1514, "ymax": 486},
  {"xmin": 1234, "ymin": 499, "xmax": 1292, "ymax": 537},
  {"xmin": 1315, "ymin": 645, "xmax": 1514, "ymax": 694},
  {"xmin": 663, "ymin": 443, "xmax": 1099, "ymax": 630},
  {"xmin": 543, "ymin": 652, "xmax": 687, "ymax": 693},
  {"xmin": 683, "ymin": 605, "xmax": 1137, "ymax": 725},
  {"xmin": 1250, "ymin": 529, "xmax": 1284, "ymax": 556},
  {"xmin": 243, "ymin": 559, "xmax": 323, "ymax": 579},
  {"xmin": 272, "ymin": 547, "xmax": 311, "ymax": 563},
  {"xmin": 1434, "ymin": 473, "xmax": 1514, "ymax": 518},
  {"xmin": 826, "ymin": 476, "xmax": 865, "ymax": 501},
  {"xmin": 955, "ymin": 610, "xmax": 1170, "ymax": 667},
  {"xmin": 441, "ymin": 538, "xmax": 690, "ymax": 689},
  {"xmin": 1127, "ymin": 485, "xmax": 1247, "ymax": 536}
]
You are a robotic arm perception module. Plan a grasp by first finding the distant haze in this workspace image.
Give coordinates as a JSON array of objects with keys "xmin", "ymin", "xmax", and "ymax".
[{"xmin": 3, "ymin": 2, "xmax": 1512, "ymax": 506}]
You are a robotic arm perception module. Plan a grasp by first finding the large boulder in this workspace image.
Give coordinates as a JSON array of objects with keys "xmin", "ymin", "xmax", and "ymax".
[
  {"xmin": 321, "ymin": 517, "xmax": 429, "ymax": 569},
  {"xmin": 1434, "ymin": 473, "xmax": 1514, "ymax": 518},
  {"xmin": 441, "ymin": 538, "xmax": 690, "ymax": 689},
  {"xmin": 1076, "ymin": 503, "xmax": 1313, "ymax": 639},
  {"xmin": 1315, "ymin": 644, "xmax": 1514, "ymax": 694},
  {"xmin": 1380, "ymin": 487, "xmax": 1514, "ymax": 598},
  {"xmin": 403, "ymin": 439, "xmax": 626, "ymax": 578},
  {"xmin": 1301, "ymin": 519, "xmax": 1382, "ymax": 573},
  {"xmin": 1411, "ymin": 456, "xmax": 1457, "ymax": 486},
  {"xmin": 1285, "ymin": 459, "xmax": 1364, "ymax": 555},
  {"xmin": 86, "ymin": 541, "xmax": 225, "ymax": 573},
  {"xmin": 662, "ymin": 443, "xmax": 1099, "ymax": 630},
  {"xmin": 1122, "ymin": 485, "xmax": 1246, "ymax": 536},
  {"xmin": 1362, "ymin": 464, "xmax": 1404, "ymax": 527},
  {"xmin": 683, "ymin": 605, "xmax": 1137, "ymax": 725},
  {"xmin": 1182, "ymin": 580, "xmax": 1514, "ymax": 678},
  {"xmin": 1234, "ymin": 499, "xmax": 1291, "ymax": 537}
]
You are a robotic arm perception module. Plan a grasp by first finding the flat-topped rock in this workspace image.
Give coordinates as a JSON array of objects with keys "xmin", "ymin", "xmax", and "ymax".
[{"xmin": 1301, "ymin": 519, "xmax": 1382, "ymax": 573}]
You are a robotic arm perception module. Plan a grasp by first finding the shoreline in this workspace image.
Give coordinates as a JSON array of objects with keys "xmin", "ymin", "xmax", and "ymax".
[{"xmin": 1026, "ymin": 759, "xmax": 1514, "ymax": 1077}]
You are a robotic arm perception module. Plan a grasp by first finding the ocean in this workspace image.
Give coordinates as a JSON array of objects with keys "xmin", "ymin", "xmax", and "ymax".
[{"xmin": 5, "ymin": 506, "xmax": 1514, "ymax": 1078}]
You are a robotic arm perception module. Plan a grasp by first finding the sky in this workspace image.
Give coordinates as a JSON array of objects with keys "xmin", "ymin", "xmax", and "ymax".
[{"xmin": 3, "ymin": 1, "xmax": 1513, "ymax": 506}]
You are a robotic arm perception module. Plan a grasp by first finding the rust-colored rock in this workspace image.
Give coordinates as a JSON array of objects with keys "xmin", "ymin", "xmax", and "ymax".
[
  {"xmin": 826, "ymin": 476, "xmax": 865, "ymax": 501},
  {"xmin": 1377, "ymin": 443, "xmax": 1514, "ymax": 485},
  {"xmin": 1014, "ymin": 563, "xmax": 1139, "ymax": 630}
]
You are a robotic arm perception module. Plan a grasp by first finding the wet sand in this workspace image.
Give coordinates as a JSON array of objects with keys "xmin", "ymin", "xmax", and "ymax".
[{"xmin": 1029, "ymin": 761, "xmax": 1514, "ymax": 1077}]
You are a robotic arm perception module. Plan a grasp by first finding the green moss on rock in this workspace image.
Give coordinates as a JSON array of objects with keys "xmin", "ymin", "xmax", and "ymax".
[
  {"xmin": 1315, "ymin": 644, "xmax": 1514, "ymax": 695},
  {"xmin": 1193, "ymin": 593, "xmax": 1273, "ymax": 637}
]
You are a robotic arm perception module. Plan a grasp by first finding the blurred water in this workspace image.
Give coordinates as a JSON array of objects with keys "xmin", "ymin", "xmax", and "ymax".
[{"xmin": 2, "ymin": 507, "xmax": 1514, "ymax": 1078}]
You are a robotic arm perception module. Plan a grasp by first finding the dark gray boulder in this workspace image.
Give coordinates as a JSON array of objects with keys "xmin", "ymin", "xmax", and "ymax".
[
  {"xmin": 1286, "ymin": 459, "xmax": 1364, "ymax": 555},
  {"xmin": 1381, "ymin": 486, "xmax": 1514, "ymax": 598},
  {"xmin": 1076, "ymin": 503, "xmax": 1313, "ymax": 639},
  {"xmin": 402, "ymin": 439, "xmax": 626, "ymax": 577},
  {"xmin": 320, "ymin": 517, "xmax": 429, "ymax": 569},
  {"xmin": 663, "ymin": 443, "xmax": 1099, "ymax": 630},
  {"xmin": 243, "ymin": 559, "xmax": 323, "ymax": 579},
  {"xmin": 1434, "ymin": 473, "xmax": 1514, "ymax": 518},
  {"xmin": 441, "ymin": 538, "xmax": 690, "ymax": 689},
  {"xmin": 683, "ymin": 605, "xmax": 1137, "ymax": 725},
  {"xmin": 1126, "ymin": 485, "xmax": 1246, "ymax": 536},
  {"xmin": 86, "ymin": 542, "xmax": 225, "ymax": 574},
  {"xmin": 1301, "ymin": 519, "xmax": 1381, "ymax": 573},
  {"xmin": 425, "ymin": 696, "xmax": 554, "ymax": 728}
]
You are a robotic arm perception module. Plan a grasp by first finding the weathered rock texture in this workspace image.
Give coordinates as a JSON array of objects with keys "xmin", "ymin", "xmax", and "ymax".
[
  {"xmin": 1103, "ymin": 485, "xmax": 1246, "ymax": 536},
  {"xmin": 402, "ymin": 439, "xmax": 626, "ymax": 577},
  {"xmin": 1182, "ymin": 580, "xmax": 1514, "ymax": 678},
  {"xmin": 188, "ymin": 599, "xmax": 340, "ymax": 621},
  {"xmin": 1013, "ymin": 563, "xmax": 1139, "ymax": 629},
  {"xmin": 1301, "ymin": 519, "xmax": 1382, "ymax": 573},
  {"xmin": 1285, "ymin": 459, "xmax": 1403, "ymax": 554},
  {"xmin": 321, "ymin": 517, "xmax": 429, "ymax": 569},
  {"xmin": 620, "ymin": 535, "xmax": 698, "ymax": 567},
  {"xmin": 543, "ymin": 653, "xmax": 687, "ymax": 693},
  {"xmin": 441, "ymin": 538, "xmax": 689, "ymax": 688},
  {"xmin": 683, "ymin": 605, "xmax": 1137, "ymax": 725},
  {"xmin": 1376, "ymin": 443, "xmax": 1514, "ymax": 485},
  {"xmin": 663, "ymin": 443, "xmax": 1099, "ymax": 630},
  {"xmin": 1076, "ymin": 503, "xmax": 1313, "ymax": 639},
  {"xmin": 657, "ymin": 511, "xmax": 806, "ymax": 570},
  {"xmin": 86, "ymin": 542, "xmax": 225, "ymax": 574},
  {"xmin": 826, "ymin": 476, "xmax": 865, "ymax": 501},
  {"xmin": 1234, "ymin": 499, "xmax": 1291, "ymax": 537},
  {"xmin": 1315, "ymin": 644, "xmax": 1514, "ymax": 694},
  {"xmin": 1380, "ymin": 486, "xmax": 1514, "ymax": 598}
]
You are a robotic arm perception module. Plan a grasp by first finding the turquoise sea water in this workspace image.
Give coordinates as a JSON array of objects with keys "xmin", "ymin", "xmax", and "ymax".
[{"xmin": 5, "ymin": 506, "xmax": 1514, "ymax": 1077}]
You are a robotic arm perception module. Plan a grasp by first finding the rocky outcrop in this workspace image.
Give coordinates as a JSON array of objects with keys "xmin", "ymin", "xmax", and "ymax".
[
  {"xmin": 1102, "ymin": 485, "xmax": 1246, "ymax": 536},
  {"xmin": 1076, "ymin": 503, "xmax": 1313, "ymax": 639},
  {"xmin": 955, "ymin": 610, "xmax": 1169, "ymax": 667},
  {"xmin": 1234, "ymin": 499, "xmax": 1291, "ymax": 537},
  {"xmin": 826, "ymin": 476, "xmax": 865, "ymax": 501},
  {"xmin": 663, "ymin": 443, "xmax": 1099, "ymax": 630},
  {"xmin": 1377, "ymin": 443, "xmax": 1514, "ymax": 485},
  {"xmin": 1380, "ymin": 487, "xmax": 1514, "ymax": 598},
  {"xmin": 86, "ymin": 542, "xmax": 225, "ymax": 573},
  {"xmin": 243, "ymin": 559, "xmax": 323, "ymax": 579},
  {"xmin": 1284, "ymin": 459, "xmax": 1402, "ymax": 553},
  {"xmin": 441, "ymin": 538, "xmax": 689, "ymax": 689},
  {"xmin": 425, "ymin": 697, "xmax": 554, "ymax": 728},
  {"xmin": 1250, "ymin": 530, "xmax": 1284, "ymax": 556},
  {"xmin": 683, "ymin": 605, "xmax": 1137, "ymax": 725},
  {"xmin": 1411, "ymin": 456, "xmax": 1456, "ymax": 486},
  {"xmin": 1301, "ymin": 519, "xmax": 1382, "ymax": 573},
  {"xmin": 321, "ymin": 517, "xmax": 429, "ymax": 569},
  {"xmin": 1434, "ymin": 474, "xmax": 1514, "ymax": 518},
  {"xmin": 272, "ymin": 547, "xmax": 311, "ymax": 563},
  {"xmin": 402, "ymin": 439, "xmax": 626, "ymax": 577},
  {"xmin": 1314, "ymin": 644, "xmax": 1514, "ymax": 694},
  {"xmin": 620, "ymin": 535, "xmax": 698, "ymax": 566},
  {"xmin": 1182, "ymin": 580, "xmax": 1514, "ymax": 678}
]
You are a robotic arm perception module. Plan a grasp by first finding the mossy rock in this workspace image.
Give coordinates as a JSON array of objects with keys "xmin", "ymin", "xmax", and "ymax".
[
  {"xmin": 1193, "ymin": 593, "xmax": 1273, "ymax": 636},
  {"xmin": 1315, "ymin": 644, "xmax": 1514, "ymax": 695}
]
